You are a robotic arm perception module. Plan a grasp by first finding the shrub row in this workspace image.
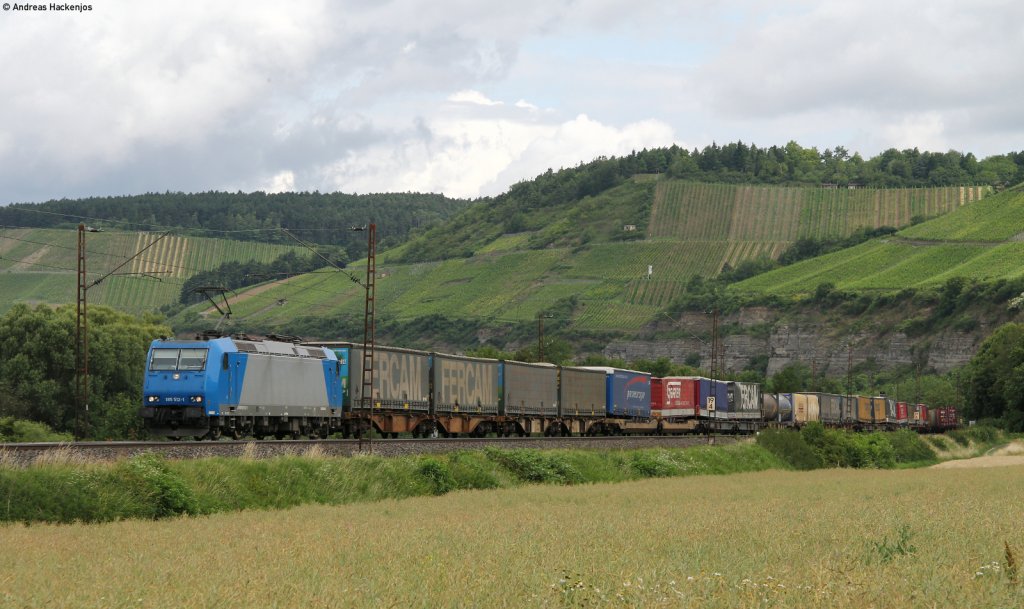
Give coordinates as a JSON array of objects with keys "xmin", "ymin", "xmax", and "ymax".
[
  {"xmin": 756, "ymin": 423, "xmax": 952, "ymax": 470},
  {"xmin": 1, "ymin": 444, "xmax": 785, "ymax": 525}
]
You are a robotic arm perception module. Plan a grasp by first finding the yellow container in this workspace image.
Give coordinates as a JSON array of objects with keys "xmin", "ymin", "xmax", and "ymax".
[
  {"xmin": 792, "ymin": 393, "xmax": 820, "ymax": 424},
  {"xmin": 857, "ymin": 396, "xmax": 874, "ymax": 423}
]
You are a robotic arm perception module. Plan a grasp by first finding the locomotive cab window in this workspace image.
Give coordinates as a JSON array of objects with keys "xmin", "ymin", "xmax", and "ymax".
[
  {"xmin": 149, "ymin": 348, "xmax": 209, "ymax": 372},
  {"xmin": 178, "ymin": 349, "xmax": 208, "ymax": 371}
]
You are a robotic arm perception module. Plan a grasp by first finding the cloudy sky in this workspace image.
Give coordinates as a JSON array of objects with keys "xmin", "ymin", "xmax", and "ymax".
[{"xmin": 1, "ymin": 0, "xmax": 1021, "ymax": 204}]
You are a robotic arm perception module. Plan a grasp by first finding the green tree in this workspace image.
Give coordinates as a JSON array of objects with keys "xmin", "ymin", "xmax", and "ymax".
[
  {"xmin": 769, "ymin": 362, "xmax": 812, "ymax": 393},
  {"xmin": 0, "ymin": 304, "xmax": 170, "ymax": 438},
  {"xmin": 963, "ymin": 322, "xmax": 1024, "ymax": 429}
]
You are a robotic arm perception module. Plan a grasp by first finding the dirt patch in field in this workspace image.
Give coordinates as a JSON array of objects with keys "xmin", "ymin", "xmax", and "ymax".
[{"xmin": 931, "ymin": 441, "xmax": 1024, "ymax": 469}]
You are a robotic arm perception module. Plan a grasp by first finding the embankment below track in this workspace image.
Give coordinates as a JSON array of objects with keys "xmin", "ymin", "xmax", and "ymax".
[{"xmin": 931, "ymin": 440, "xmax": 1024, "ymax": 469}]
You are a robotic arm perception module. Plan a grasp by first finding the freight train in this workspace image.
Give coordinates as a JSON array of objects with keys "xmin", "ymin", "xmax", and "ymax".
[{"xmin": 139, "ymin": 336, "xmax": 961, "ymax": 440}]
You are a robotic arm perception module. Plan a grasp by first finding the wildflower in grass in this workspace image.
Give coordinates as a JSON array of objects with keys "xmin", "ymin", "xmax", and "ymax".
[{"xmin": 974, "ymin": 562, "xmax": 1003, "ymax": 579}]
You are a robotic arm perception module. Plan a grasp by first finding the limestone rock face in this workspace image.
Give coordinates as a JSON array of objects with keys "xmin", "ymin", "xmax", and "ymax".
[{"xmin": 604, "ymin": 308, "xmax": 987, "ymax": 376}]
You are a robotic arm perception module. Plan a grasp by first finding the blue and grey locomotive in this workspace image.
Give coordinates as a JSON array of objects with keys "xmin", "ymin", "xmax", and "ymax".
[{"xmin": 140, "ymin": 336, "xmax": 345, "ymax": 439}]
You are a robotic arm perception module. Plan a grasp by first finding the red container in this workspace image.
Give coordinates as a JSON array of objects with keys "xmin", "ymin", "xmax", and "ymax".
[
  {"xmin": 934, "ymin": 406, "xmax": 958, "ymax": 429},
  {"xmin": 651, "ymin": 377, "xmax": 699, "ymax": 418},
  {"xmin": 896, "ymin": 401, "xmax": 908, "ymax": 422}
]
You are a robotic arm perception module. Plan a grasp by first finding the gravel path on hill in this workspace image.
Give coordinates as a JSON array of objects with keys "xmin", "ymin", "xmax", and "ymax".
[{"xmin": 931, "ymin": 440, "xmax": 1024, "ymax": 469}]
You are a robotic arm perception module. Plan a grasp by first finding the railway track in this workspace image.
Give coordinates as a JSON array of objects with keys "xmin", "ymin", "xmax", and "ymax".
[{"xmin": 0, "ymin": 434, "xmax": 741, "ymax": 467}]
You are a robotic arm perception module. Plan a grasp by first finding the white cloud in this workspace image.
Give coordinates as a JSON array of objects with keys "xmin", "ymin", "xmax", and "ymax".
[
  {"xmin": 1, "ymin": 1, "xmax": 1022, "ymax": 204},
  {"xmin": 265, "ymin": 170, "xmax": 297, "ymax": 194},
  {"xmin": 447, "ymin": 90, "xmax": 504, "ymax": 106},
  {"xmin": 318, "ymin": 99, "xmax": 674, "ymax": 198},
  {"xmin": 696, "ymin": 0, "xmax": 1024, "ymax": 153}
]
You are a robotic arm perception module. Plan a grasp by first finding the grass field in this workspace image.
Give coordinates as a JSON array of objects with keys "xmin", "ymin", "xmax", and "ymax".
[{"xmin": 2, "ymin": 464, "xmax": 1022, "ymax": 608}]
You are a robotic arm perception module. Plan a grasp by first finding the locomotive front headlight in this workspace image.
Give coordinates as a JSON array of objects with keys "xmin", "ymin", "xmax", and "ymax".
[
  {"xmin": 147, "ymin": 396, "xmax": 158, "ymax": 403},
  {"xmin": 172, "ymin": 373, "xmax": 180, "ymax": 380}
]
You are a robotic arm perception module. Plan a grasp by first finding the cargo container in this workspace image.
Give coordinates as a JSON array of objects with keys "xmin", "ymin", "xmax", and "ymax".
[
  {"xmin": 311, "ymin": 343, "xmax": 431, "ymax": 412},
  {"xmin": 910, "ymin": 403, "xmax": 927, "ymax": 427},
  {"xmin": 432, "ymin": 353, "xmax": 500, "ymax": 415},
  {"xmin": 856, "ymin": 395, "xmax": 875, "ymax": 424},
  {"xmin": 559, "ymin": 367, "xmax": 606, "ymax": 418},
  {"xmin": 872, "ymin": 396, "xmax": 897, "ymax": 424},
  {"xmin": 896, "ymin": 401, "xmax": 909, "ymax": 424},
  {"xmin": 651, "ymin": 377, "xmax": 699, "ymax": 418},
  {"xmin": 725, "ymin": 381, "xmax": 762, "ymax": 419},
  {"xmin": 793, "ymin": 393, "xmax": 820, "ymax": 425},
  {"xmin": 578, "ymin": 367, "xmax": 652, "ymax": 418},
  {"xmin": 818, "ymin": 393, "xmax": 843, "ymax": 425},
  {"xmin": 838, "ymin": 395, "xmax": 857, "ymax": 424},
  {"xmin": 686, "ymin": 377, "xmax": 730, "ymax": 418},
  {"xmin": 929, "ymin": 406, "xmax": 958, "ymax": 430},
  {"xmin": 500, "ymin": 361, "xmax": 558, "ymax": 417}
]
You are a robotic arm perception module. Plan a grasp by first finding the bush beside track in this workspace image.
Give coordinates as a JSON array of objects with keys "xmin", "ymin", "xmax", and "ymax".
[
  {"xmin": 1, "ymin": 427, "xmax": 1006, "ymax": 525},
  {"xmin": 1, "ymin": 443, "xmax": 783, "ymax": 524}
]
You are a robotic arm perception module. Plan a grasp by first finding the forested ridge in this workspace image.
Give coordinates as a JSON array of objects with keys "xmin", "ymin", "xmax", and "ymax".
[
  {"xmin": 0, "ymin": 191, "xmax": 471, "ymax": 260},
  {"xmin": 2, "ymin": 142, "xmax": 1020, "ymax": 264}
]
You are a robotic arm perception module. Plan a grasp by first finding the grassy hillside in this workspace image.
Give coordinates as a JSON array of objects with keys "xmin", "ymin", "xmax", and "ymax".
[
  {"xmin": 732, "ymin": 186, "xmax": 1024, "ymax": 295},
  {"xmin": 179, "ymin": 179, "xmax": 981, "ymax": 334},
  {"xmin": 0, "ymin": 191, "xmax": 471, "ymax": 261},
  {"xmin": 650, "ymin": 182, "xmax": 983, "ymax": 241},
  {"xmin": 0, "ymin": 228, "xmax": 304, "ymax": 313}
]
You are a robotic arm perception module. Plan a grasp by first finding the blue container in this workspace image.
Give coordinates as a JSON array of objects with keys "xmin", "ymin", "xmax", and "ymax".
[
  {"xmin": 608, "ymin": 368, "xmax": 651, "ymax": 418},
  {"xmin": 578, "ymin": 367, "xmax": 651, "ymax": 418},
  {"xmin": 693, "ymin": 377, "xmax": 729, "ymax": 418}
]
